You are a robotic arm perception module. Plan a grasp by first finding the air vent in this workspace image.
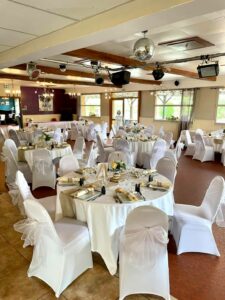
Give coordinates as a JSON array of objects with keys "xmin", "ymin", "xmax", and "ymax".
[{"xmin": 158, "ymin": 36, "xmax": 214, "ymax": 51}]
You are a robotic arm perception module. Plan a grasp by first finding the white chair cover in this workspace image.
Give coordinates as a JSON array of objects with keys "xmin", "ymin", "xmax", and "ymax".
[
  {"xmin": 195, "ymin": 128, "xmax": 204, "ymax": 135},
  {"xmin": 164, "ymin": 149, "xmax": 178, "ymax": 166},
  {"xmin": 171, "ymin": 176, "xmax": 225, "ymax": 255},
  {"xmin": 158, "ymin": 126, "xmax": 164, "ymax": 138},
  {"xmin": 156, "ymin": 157, "xmax": 177, "ymax": 184},
  {"xmin": 164, "ymin": 131, "xmax": 173, "ymax": 148},
  {"xmin": 143, "ymin": 139, "xmax": 167, "ymax": 169},
  {"xmin": 32, "ymin": 149, "xmax": 56, "ymax": 190},
  {"xmin": 62, "ymin": 128, "xmax": 68, "ymax": 142},
  {"xmin": 73, "ymin": 136, "xmax": 85, "ymax": 159},
  {"xmin": 8, "ymin": 129, "xmax": 21, "ymax": 147},
  {"xmin": 119, "ymin": 205, "xmax": 170, "ymax": 300},
  {"xmin": 193, "ymin": 133, "xmax": 214, "ymax": 162},
  {"xmin": 58, "ymin": 155, "xmax": 79, "ymax": 176},
  {"xmin": 3, "ymin": 139, "xmax": 32, "ymax": 183},
  {"xmin": 15, "ymin": 171, "xmax": 56, "ymax": 219},
  {"xmin": 86, "ymin": 123, "xmax": 97, "ymax": 141},
  {"xmin": 184, "ymin": 130, "xmax": 195, "ymax": 156},
  {"xmin": 70, "ymin": 123, "xmax": 80, "ymax": 140},
  {"xmin": 79, "ymin": 143, "xmax": 98, "ymax": 168},
  {"xmin": 53, "ymin": 128, "xmax": 62, "ymax": 143},
  {"xmin": 96, "ymin": 134, "xmax": 114, "ymax": 163},
  {"xmin": 101, "ymin": 122, "xmax": 108, "ymax": 140},
  {"xmin": 15, "ymin": 199, "xmax": 93, "ymax": 297}
]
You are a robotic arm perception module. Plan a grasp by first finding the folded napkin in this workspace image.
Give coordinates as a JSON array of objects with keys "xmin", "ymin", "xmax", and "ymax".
[
  {"xmin": 115, "ymin": 188, "xmax": 139, "ymax": 202},
  {"xmin": 150, "ymin": 180, "xmax": 170, "ymax": 190},
  {"xmin": 57, "ymin": 176, "xmax": 80, "ymax": 183},
  {"xmin": 71, "ymin": 184, "xmax": 96, "ymax": 198}
]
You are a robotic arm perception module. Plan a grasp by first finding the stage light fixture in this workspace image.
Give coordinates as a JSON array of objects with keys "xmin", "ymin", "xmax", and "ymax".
[
  {"xmin": 152, "ymin": 67, "xmax": 164, "ymax": 80},
  {"xmin": 197, "ymin": 62, "xmax": 219, "ymax": 78}
]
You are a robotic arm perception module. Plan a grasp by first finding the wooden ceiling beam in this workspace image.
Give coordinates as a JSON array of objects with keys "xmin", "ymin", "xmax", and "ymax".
[
  {"xmin": 64, "ymin": 48, "xmax": 145, "ymax": 68},
  {"xmin": 0, "ymin": 73, "xmax": 117, "ymax": 87},
  {"xmin": 10, "ymin": 64, "xmax": 160, "ymax": 85},
  {"xmin": 64, "ymin": 48, "xmax": 216, "ymax": 82}
]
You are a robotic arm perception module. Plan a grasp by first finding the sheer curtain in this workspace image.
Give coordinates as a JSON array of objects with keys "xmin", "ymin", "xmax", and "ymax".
[{"xmin": 178, "ymin": 89, "xmax": 197, "ymax": 136}]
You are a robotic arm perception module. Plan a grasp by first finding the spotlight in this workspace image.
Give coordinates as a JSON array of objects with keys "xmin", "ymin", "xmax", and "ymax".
[
  {"xmin": 59, "ymin": 64, "xmax": 67, "ymax": 72},
  {"xmin": 152, "ymin": 67, "xmax": 164, "ymax": 80},
  {"xmin": 95, "ymin": 72, "xmax": 104, "ymax": 85}
]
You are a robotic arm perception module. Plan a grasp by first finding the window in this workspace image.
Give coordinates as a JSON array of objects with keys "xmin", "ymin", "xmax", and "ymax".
[
  {"xmin": 81, "ymin": 94, "xmax": 101, "ymax": 117},
  {"xmin": 216, "ymin": 89, "xmax": 225, "ymax": 123},
  {"xmin": 154, "ymin": 89, "xmax": 194, "ymax": 121}
]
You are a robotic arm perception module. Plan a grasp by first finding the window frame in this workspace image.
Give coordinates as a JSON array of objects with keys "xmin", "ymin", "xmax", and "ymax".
[
  {"xmin": 80, "ymin": 93, "xmax": 101, "ymax": 117},
  {"xmin": 154, "ymin": 89, "xmax": 194, "ymax": 122},
  {"xmin": 216, "ymin": 89, "xmax": 225, "ymax": 124}
]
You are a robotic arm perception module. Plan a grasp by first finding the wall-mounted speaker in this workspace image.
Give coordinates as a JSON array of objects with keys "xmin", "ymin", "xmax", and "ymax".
[{"xmin": 111, "ymin": 70, "xmax": 130, "ymax": 86}]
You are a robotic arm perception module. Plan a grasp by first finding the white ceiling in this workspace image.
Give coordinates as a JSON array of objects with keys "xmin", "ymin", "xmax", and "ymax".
[{"xmin": 0, "ymin": 0, "xmax": 132, "ymax": 52}]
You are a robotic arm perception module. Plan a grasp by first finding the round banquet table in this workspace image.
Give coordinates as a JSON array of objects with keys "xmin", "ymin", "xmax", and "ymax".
[
  {"xmin": 24, "ymin": 145, "xmax": 73, "ymax": 169},
  {"xmin": 55, "ymin": 170, "xmax": 174, "ymax": 275}
]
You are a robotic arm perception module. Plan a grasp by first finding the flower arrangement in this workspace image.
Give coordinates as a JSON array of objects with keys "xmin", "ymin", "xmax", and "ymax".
[
  {"xmin": 111, "ymin": 161, "xmax": 126, "ymax": 172},
  {"xmin": 42, "ymin": 132, "xmax": 51, "ymax": 141}
]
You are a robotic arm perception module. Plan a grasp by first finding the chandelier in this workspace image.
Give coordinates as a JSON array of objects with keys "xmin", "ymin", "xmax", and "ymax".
[
  {"xmin": 41, "ymin": 86, "xmax": 54, "ymax": 98},
  {"xmin": 68, "ymin": 85, "xmax": 81, "ymax": 98},
  {"xmin": 4, "ymin": 80, "xmax": 21, "ymax": 97}
]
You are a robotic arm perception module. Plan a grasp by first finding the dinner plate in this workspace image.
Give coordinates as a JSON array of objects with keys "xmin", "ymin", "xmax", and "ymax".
[{"xmin": 76, "ymin": 190, "xmax": 101, "ymax": 201}]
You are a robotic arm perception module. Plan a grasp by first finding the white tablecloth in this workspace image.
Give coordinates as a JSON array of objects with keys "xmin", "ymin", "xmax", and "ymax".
[
  {"xmin": 33, "ymin": 121, "xmax": 77, "ymax": 130},
  {"xmin": 24, "ymin": 145, "xmax": 73, "ymax": 169},
  {"xmin": 203, "ymin": 136, "xmax": 225, "ymax": 153},
  {"xmin": 55, "ymin": 171, "xmax": 174, "ymax": 275}
]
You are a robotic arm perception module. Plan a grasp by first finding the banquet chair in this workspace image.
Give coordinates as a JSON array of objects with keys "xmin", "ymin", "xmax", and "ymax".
[
  {"xmin": 62, "ymin": 128, "xmax": 68, "ymax": 142},
  {"xmin": 221, "ymin": 148, "xmax": 225, "ymax": 166},
  {"xmin": 195, "ymin": 128, "xmax": 204, "ymax": 135},
  {"xmin": 32, "ymin": 149, "xmax": 56, "ymax": 190},
  {"xmin": 171, "ymin": 176, "xmax": 225, "ymax": 256},
  {"xmin": 164, "ymin": 131, "xmax": 174, "ymax": 149},
  {"xmin": 193, "ymin": 133, "xmax": 214, "ymax": 162},
  {"xmin": 70, "ymin": 123, "xmax": 80, "ymax": 140},
  {"xmin": 3, "ymin": 139, "xmax": 32, "ymax": 183},
  {"xmin": 79, "ymin": 142, "xmax": 97, "ymax": 168},
  {"xmin": 143, "ymin": 139, "xmax": 167, "ymax": 169},
  {"xmin": 108, "ymin": 151, "xmax": 129, "ymax": 165},
  {"xmin": 73, "ymin": 136, "xmax": 85, "ymax": 159},
  {"xmin": 58, "ymin": 154, "xmax": 79, "ymax": 176},
  {"xmin": 113, "ymin": 139, "xmax": 137, "ymax": 166},
  {"xmin": 101, "ymin": 122, "xmax": 108, "ymax": 140},
  {"xmin": 15, "ymin": 171, "xmax": 56, "ymax": 219},
  {"xmin": 23, "ymin": 199, "xmax": 93, "ymax": 297},
  {"xmin": 158, "ymin": 126, "xmax": 165, "ymax": 138},
  {"xmin": 164, "ymin": 149, "xmax": 178, "ymax": 166},
  {"xmin": 184, "ymin": 130, "xmax": 195, "ymax": 156},
  {"xmin": 86, "ymin": 123, "xmax": 97, "ymax": 141},
  {"xmin": 96, "ymin": 134, "xmax": 115, "ymax": 163},
  {"xmin": 53, "ymin": 128, "xmax": 62, "ymax": 143},
  {"xmin": 156, "ymin": 157, "xmax": 177, "ymax": 184},
  {"xmin": 119, "ymin": 206, "xmax": 170, "ymax": 300},
  {"xmin": 8, "ymin": 128, "xmax": 26, "ymax": 147}
]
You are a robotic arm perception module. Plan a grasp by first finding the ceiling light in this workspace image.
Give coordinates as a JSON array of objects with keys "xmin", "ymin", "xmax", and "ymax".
[
  {"xmin": 152, "ymin": 66, "xmax": 164, "ymax": 80},
  {"xmin": 133, "ymin": 30, "xmax": 155, "ymax": 61},
  {"xmin": 59, "ymin": 64, "xmax": 67, "ymax": 72}
]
